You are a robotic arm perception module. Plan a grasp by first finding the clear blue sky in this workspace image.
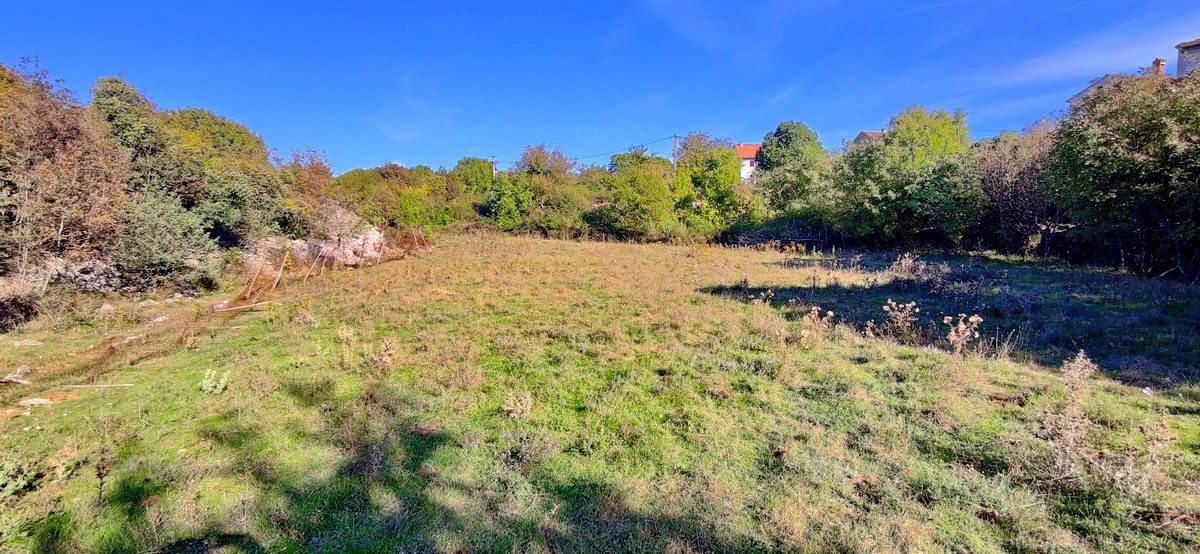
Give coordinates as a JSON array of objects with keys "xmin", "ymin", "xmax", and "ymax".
[{"xmin": 4, "ymin": 1, "xmax": 1198, "ymax": 173}]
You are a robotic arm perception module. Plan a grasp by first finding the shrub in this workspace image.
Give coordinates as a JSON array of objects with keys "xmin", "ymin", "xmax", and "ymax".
[{"xmin": 112, "ymin": 192, "xmax": 218, "ymax": 290}]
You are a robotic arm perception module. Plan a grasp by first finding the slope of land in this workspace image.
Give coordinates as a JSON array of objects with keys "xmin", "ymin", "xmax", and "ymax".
[{"xmin": 1, "ymin": 233, "xmax": 1198, "ymax": 553}]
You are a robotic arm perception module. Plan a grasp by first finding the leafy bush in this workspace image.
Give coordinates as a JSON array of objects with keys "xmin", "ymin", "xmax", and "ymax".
[
  {"xmin": 113, "ymin": 192, "xmax": 218, "ymax": 290},
  {"xmin": 485, "ymin": 173, "xmax": 537, "ymax": 230}
]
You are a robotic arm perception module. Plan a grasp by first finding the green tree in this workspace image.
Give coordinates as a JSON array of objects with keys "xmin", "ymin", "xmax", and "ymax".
[
  {"xmin": 486, "ymin": 173, "xmax": 536, "ymax": 230},
  {"xmin": 1049, "ymin": 73, "xmax": 1200, "ymax": 279},
  {"xmin": 673, "ymin": 133, "xmax": 747, "ymax": 234},
  {"xmin": 113, "ymin": 192, "xmax": 218, "ymax": 289},
  {"xmin": 90, "ymin": 77, "xmax": 205, "ymax": 199},
  {"xmin": 90, "ymin": 77, "xmax": 166, "ymax": 156},
  {"xmin": 831, "ymin": 106, "xmax": 984, "ymax": 245},
  {"xmin": 601, "ymin": 151, "xmax": 677, "ymax": 239},
  {"xmin": 754, "ymin": 121, "xmax": 830, "ymax": 211},
  {"xmin": 451, "ymin": 157, "xmax": 494, "ymax": 194},
  {"xmin": 884, "ymin": 106, "xmax": 972, "ymax": 172},
  {"xmin": 163, "ymin": 108, "xmax": 270, "ymax": 163}
]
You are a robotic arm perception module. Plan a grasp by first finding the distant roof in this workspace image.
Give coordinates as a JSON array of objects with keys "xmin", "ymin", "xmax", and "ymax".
[
  {"xmin": 734, "ymin": 143, "xmax": 761, "ymax": 159},
  {"xmin": 1068, "ymin": 74, "xmax": 1134, "ymax": 105},
  {"xmin": 1178, "ymin": 38, "xmax": 1200, "ymax": 50},
  {"xmin": 852, "ymin": 131, "xmax": 885, "ymax": 145}
]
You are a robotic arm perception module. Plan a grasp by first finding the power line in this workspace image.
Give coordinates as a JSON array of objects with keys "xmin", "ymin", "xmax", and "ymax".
[
  {"xmin": 329, "ymin": 134, "xmax": 678, "ymax": 171},
  {"xmin": 572, "ymin": 135, "xmax": 675, "ymax": 161}
]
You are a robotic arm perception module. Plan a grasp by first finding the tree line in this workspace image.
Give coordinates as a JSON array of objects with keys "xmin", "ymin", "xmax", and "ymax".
[{"xmin": 2, "ymin": 62, "xmax": 1197, "ymax": 291}]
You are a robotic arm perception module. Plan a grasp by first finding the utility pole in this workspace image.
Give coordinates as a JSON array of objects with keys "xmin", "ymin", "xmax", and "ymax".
[
  {"xmin": 489, "ymin": 155, "xmax": 498, "ymax": 179},
  {"xmin": 671, "ymin": 134, "xmax": 678, "ymax": 169},
  {"xmin": 671, "ymin": 134, "xmax": 679, "ymax": 185}
]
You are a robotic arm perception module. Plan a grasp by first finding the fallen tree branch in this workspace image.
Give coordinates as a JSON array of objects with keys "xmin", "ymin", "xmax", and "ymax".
[{"xmin": 212, "ymin": 300, "xmax": 275, "ymax": 313}]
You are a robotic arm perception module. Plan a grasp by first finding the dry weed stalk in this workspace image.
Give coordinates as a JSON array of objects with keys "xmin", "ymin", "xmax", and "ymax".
[
  {"xmin": 944, "ymin": 313, "xmax": 983, "ymax": 355},
  {"xmin": 1047, "ymin": 350, "xmax": 1096, "ymax": 479},
  {"xmin": 881, "ymin": 299, "xmax": 921, "ymax": 343},
  {"xmin": 1038, "ymin": 351, "xmax": 1174, "ymax": 496},
  {"xmin": 365, "ymin": 336, "xmax": 400, "ymax": 378},
  {"xmin": 336, "ymin": 325, "xmax": 357, "ymax": 369},
  {"xmin": 793, "ymin": 302, "xmax": 834, "ymax": 348}
]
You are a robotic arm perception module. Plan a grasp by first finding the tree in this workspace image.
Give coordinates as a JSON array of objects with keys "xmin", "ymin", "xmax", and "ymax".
[
  {"xmin": 163, "ymin": 108, "xmax": 270, "ymax": 163},
  {"xmin": 884, "ymin": 106, "xmax": 972, "ymax": 173},
  {"xmin": 91, "ymin": 77, "xmax": 205, "ymax": 198},
  {"xmin": 830, "ymin": 105, "xmax": 984, "ymax": 245},
  {"xmin": 113, "ymin": 192, "xmax": 217, "ymax": 289},
  {"xmin": 1049, "ymin": 73, "xmax": 1200, "ymax": 280},
  {"xmin": 516, "ymin": 144, "xmax": 575, "ymax": 180},
  {"xmin": 451, "ymin": 157, "xmax": 494, "ymax": 194},
  {"xmin": 0, "ymin": 63, "xmax": 129, "ymax": 274},
  {"xmin": 485, "ymin": 173, "xmax": 536, "ymax": 230},
  {"xmin": 975, "ymin": 122, "xmax": 1057, "ymax": 255},
  {"xmin": 672, "ymin": 132, "xmax": 747, "ymax": 233},
  {"xmin": 754, "ymin": 121, "xmax": 830, "ymax": 211},
  {"xmin": 90, "ymin": 77, "xmax": 166, "ymax": 156},
  {"xmin": 601, "ymin": 151, "xmax": 677, "ymax": 239}
]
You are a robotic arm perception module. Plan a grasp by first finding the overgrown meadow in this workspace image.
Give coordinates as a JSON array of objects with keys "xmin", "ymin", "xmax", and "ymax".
[{"xmin": 1, "ymin": 233, "xmax": 1197, "ymax": 553}]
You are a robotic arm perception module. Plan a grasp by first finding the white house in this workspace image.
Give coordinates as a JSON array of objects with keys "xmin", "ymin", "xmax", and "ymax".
[
  {"xmin": 1069, "ymin": 37, "xmax": 1200, "ymax": 109},
  {"xmin": 1179, "ymin": 38, "xmax": 1200, "ymax": 77},
  {"xmin": 734, "ymin": 143, "xmax": 761, "ymax": 180}
]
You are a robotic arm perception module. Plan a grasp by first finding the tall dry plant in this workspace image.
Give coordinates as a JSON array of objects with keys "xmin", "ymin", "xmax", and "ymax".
[
  {"xmin": 789, "ymin": 300, "xmax": 833, "ymax": 348},
  {"xmin": 881, "ymin": 299, "xmax": 921, "ymax": 343},
  {"xmin": 944, "ymin": 313, "xmax": 983, "ymax": 355}
]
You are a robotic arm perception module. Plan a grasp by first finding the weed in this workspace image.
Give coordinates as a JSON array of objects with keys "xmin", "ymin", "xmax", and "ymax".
[
  {"xmin": 0, "ymin": 459, "xmax": 39, "ymax": 501},
  {"xmin": 944, "ymin": 313, "xmax": 983, "ymax": 356},
  {"xmin": 502, "ymin": 391, "xmax": 533, "ymax": 421},
  {"xmin": 335, "ymin": 325, "xmax": 357, "ymax": 369},
  {"xmin": 795, "ymin": 304, "xmax": 834, "ymax": 347},
  {"xmin": 881, "ymin": 299, "xmax": 922, "ymax": 343},
  {"xmin": 199, "ymin": 369, "xmax": 230, "ymax": 394},
  {"xmin": 364, "ymin": 336, "xmax": 400, "ymax": 378},
  {"xmin": 94, "ymin": 448, "xmax": 113, "ymax": 507}
]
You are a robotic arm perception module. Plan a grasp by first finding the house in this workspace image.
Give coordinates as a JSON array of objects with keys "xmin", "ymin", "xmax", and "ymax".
[
  {"xmin": 851, "ymin": 130, "xmax": 885, "ymax": 146},
  {"xmin": 734, "ymin": 143, "xmax": 761, "ymax": 180},
  {"xmin": 1069, "ymin": 37, "xmax": 1200, "ymax": 109},
  {"xmin": 1179, "ymin": 38, "xmax": 1200, "ymax": 77},
  {"xmin": 1068, "ymin": 73, "xmax": 1137, "ymax": 109}
]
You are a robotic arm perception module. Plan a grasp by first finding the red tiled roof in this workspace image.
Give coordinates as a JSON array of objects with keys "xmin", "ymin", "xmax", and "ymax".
[
  {"xmin": 734, "ymin": 143, "xmax": 761, "ymax": 159},
  {"xmin": 1178, "ymin": 38, "xmax": 1200, "ymax": 49}
]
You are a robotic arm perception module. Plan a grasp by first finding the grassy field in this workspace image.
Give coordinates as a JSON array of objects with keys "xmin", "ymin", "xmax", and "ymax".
[{"xmin": 1, "ymin": 233, "xmax": 1198, "ymax": 553}]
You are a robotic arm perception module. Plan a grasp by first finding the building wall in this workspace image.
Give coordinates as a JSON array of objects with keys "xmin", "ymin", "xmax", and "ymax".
[
  {"xmin": 740, "ymin": 159, "xmax": 755, "ymax": 180},
  {"xmin": 1180, "ymin": 47, "xmax": 1200, "ymax": 77}
]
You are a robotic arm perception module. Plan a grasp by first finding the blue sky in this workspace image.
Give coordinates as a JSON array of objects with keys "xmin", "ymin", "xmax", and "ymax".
[{"xmin": 4, "ymin": 1, "xmax": 1199, "ymax": 173}]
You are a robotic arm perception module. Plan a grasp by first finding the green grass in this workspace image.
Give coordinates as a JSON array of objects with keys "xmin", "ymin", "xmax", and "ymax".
[{"xmin": 0, "ymin": 234, "xmax": 1197, "ymax": 553}]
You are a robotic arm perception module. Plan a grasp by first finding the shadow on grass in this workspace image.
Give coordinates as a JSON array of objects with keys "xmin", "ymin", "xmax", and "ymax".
[
  {"xmin": 702, "ymin": 255, "xmax": 1200, "ymax": 388},
  {"xmin": 168, "ymin": 381, "xmax": 746, "ymax": 553}
]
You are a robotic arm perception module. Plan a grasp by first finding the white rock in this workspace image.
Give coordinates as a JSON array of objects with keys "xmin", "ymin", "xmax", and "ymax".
[
  {"xmin": 11, "ymin": 340, "xmax": 42, "ymax": 347},
  {"xmin": 17, "ymin": 398, "xmax": 50, "ymax": 408}
]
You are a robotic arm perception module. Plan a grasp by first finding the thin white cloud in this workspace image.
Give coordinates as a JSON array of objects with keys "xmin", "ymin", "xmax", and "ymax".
[
  {"xmin": 368, "ymin": 83, "xmax": 452, "ymax": 144},
  {"xmin": 970, "ymin": 88, "xmax": 1076, "ymax": 120},
  {"xmin": 637, "ymin": 0, "xmax": 819, "ymax": 63},
  {"xmin": 901, "ymin": 2, "xmax": 961, "ymax": 16},
  {"xmin": 986, "ymin": 16, "xmax": 1200, "ymax": 88}
]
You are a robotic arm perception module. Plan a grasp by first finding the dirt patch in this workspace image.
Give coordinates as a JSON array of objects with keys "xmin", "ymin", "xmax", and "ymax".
[
  {"xmin": 0, "ymin": 406, "xmax": 21, "ymax": 421},
  {"xmin": 45, "ymin": 391, "xmax": 78, "ymax": 402}
]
